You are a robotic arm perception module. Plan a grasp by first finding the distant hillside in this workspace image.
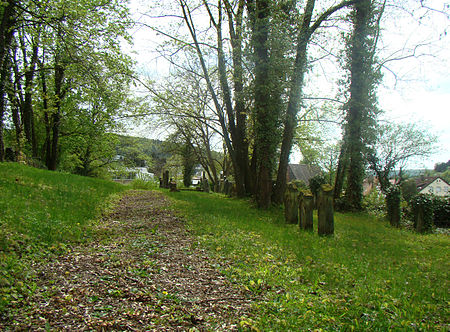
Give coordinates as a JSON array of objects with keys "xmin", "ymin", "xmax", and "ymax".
[{"xmin": 115, "ymin": 135, "xmax": 171, "ymax": 176}]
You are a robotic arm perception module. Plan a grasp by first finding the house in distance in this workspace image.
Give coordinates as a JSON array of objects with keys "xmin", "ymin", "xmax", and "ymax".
[{"xmin": 416, "ymin": 176, "xmax": 450, "ymax": 197}]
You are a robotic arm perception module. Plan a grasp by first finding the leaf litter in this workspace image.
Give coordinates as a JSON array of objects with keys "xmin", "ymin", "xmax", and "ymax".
[{"xmin": 1, "ymin": 190, "xmax": 255, "ymax": 331}]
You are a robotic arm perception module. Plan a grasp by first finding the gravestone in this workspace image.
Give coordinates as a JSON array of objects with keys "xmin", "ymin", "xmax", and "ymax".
[
  {"xmin": 299, "ymin": 190, "xmax": 314, "ymax": 231},
  {"xmin": 284, "ymin": 182, "xmax": 299, "ymax": 224},
  {"xmin": 169, "ymin": 179, "xmax": 179, "ymax": 192},
  {"xmin": 318, "ymin": 185, "xmax": 334, "ymax": 236}
]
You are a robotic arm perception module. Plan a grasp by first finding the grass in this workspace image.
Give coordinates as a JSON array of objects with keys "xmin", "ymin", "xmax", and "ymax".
[
  {"xmin": 165, "ymin": 190, "xmax": 449, "ymax": 331},
  {"xmin": 0, "ymin": 162, "xmax": 126, "ymax": 312}
]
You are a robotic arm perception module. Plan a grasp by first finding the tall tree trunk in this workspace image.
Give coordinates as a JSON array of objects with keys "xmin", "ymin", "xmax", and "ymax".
[
  {"xmin": 252, "ymin": 0, "xmax": 273, "ymax": 209},
  {"xmin": 0, "ymin": 0, "xmax": 17, "ymax": 161},
  {"xmin": 343, "ymin": 0, "xmax": 375, "ymax": 211},
  {"xmin": 225, "ymin": 0, "xmax": 251, "ymax": 195},
  {"xmin": 48, "ymin": 61, "xmax": 65, "ymax": 170},
  {"xmin": 40, "ymin": 62, "xmax": 52, "ymax": 167},
  {"xmin": 179, "ymin": 0, "xmax": 244, "ymax": 195},
  {"xmin": 273, "ymin": 0, "xmax": 355, "ymax": 204},
  {"xmin": 22, "ymin": 44, "xmax": 39, "ymax": 157},
  {"xmin": 333, "ymin": 140, "xmax": 349, "ymax": 200},
  {"xmin": 7, "ymin": 70, "xmax": 22, "ymax": 157},
  {"xmin": 273, "ymin": 0, "xmax": 316, "ymax": 204}
]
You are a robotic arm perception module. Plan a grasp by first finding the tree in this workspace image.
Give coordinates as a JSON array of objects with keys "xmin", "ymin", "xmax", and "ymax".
[
  {"xmin": 0, "ymin": 0, "xmax": 18, "ymax": 161},
  {"xmin": 335, "ymin": 0, "xmax": 381, "ymax": 211},
  {"xmin": 435, "ymin": 160, "xmax": 450, "ymax": 173},
  {"xmin": 272, "ymin": 0, "xmax": 355, "ymax": 204},
  {"xmin": 366, "ymin": 122, "xmax": 437, "ymax": 194},
  {"xmin": 3, "ymin": 0, "xmax": 133, "ymax": 171}
]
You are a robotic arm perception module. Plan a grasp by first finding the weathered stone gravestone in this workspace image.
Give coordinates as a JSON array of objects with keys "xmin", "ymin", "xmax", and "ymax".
[
  {"xmin": 299, "ymin": 190, "xmax": 314, "ymax": 231},
  {"xmin": 412, "ymin": 194, "xmax": 433, "ymax": 233},
  {"xmin": 386, "ymin": 186, "xmax": 401, "ymax": 227},
  {"xmin": 284, "ymin": 182, "xmax": 299, "ymax": 224},
  {"xmin": 317, "ymin": 185, "xmax": 334, "ymax": 236},
  {"xmin": 224, "ymin": 179, "xmax": 233, "ymax": 196},
  {"xmin": 169, "ymin": 178, "xmax": 179, "ymax": 192},
  {"xmin": 202, "ymin": 178, "xmax": 210, "ymax": 193}
]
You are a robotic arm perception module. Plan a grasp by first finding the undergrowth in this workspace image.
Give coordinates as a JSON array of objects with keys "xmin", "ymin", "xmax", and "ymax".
[{"xmin": 166, "ymin": 190, "xmax": 449, "ymax": 331}]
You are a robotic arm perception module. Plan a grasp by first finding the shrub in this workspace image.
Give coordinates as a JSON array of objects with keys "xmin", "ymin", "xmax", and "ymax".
[
  {"xmin": 431, "ymin": 196, "xmax": 450, "ymax": 228},
  {"xmin": 308, "ymin": 174, "xmax": 326, "ymax": 197},
  {"xmin": 362, "ymin": 188, "xmax": 385, "ymax": 218},
  {"xmin": 400, "ymin": 179, "xmax": 418, "ymax": 203},
  {"xmin": 410, "ymin": 194, "xmax": 434, "ymax": 233}
]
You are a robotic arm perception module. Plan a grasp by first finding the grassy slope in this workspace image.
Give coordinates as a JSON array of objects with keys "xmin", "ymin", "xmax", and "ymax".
[
  {"xmin": 0, "ymin": 163, "xmax": 125, "ymax": 311},
  {"xmin": 166, "ymin": 190, "xmax": 449, "ymax": 331}
]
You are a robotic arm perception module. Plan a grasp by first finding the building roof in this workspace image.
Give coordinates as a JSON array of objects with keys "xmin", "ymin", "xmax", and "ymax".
[{"xmin": 287, "ymin": 164, "xmax": 321, "ymax": 185}]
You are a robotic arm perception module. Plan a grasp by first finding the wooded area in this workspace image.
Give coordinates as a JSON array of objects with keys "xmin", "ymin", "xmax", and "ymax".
[{"xmin": 0, "ymin": 0, "xmax": 447, "ymax": 210}]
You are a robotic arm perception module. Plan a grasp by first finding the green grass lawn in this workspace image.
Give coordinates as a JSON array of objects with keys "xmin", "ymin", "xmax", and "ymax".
[
  {"xmin": 0, "ymin": 162, "xmax": 125, "ymax": 312},
  {"xmin": 165, "ymin": 190, "xmax": 449, "ymax": 331}
]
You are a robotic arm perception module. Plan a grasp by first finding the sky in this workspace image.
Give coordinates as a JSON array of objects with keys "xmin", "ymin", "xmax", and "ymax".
[{"xmin": 126, "ymin": 0, "xmax": 450, "ymax": 170}]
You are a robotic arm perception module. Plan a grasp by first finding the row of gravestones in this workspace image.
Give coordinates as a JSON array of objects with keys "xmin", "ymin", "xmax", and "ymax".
[
  {"xmin": 159, "ymin": 171, "xmax": 179, "ymax": 192},
  {"xmin": 284, "ymin": 182, "xmax": 334, "ymax": 236},
  {"xmin": 159, "ymin": 171, "xmax": 234, "ymax": 195},
  {"xmin": 198, "ymin": 177, "xmax": 234, "ymax": 196}
]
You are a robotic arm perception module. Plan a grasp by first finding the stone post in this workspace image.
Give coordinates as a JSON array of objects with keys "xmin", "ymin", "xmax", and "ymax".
[
  {"xmin": 412, "ymin": 194, "xmax": 433, "ymax": 233},
  {"xmin": 298, "ymin": 191, "xmax": 304, "ymax": 228},
  {"xmin": 300, "ymin": 190, "xmax": 314, "ymax": 231},
  {"xmin": 203, "ymin": 178, "xmax": 210, "ymax": 193},
  {"xmin": 386, "ymin": 186, "xmax": 401, "ymax": 227},
  {"xmin": 318, "ymin": 185, "xmax": 334, "ymax": 236},
  {"xmin": 415, "ymin": 204, "xmax": 425, "ymax": 233},
  {"xmin": 169, "ymin": 179, "xmax": 179, "ymax": 192},
  {"xmin": 284, "ymin": 182, "xmax": 299, "ymax": 224}
]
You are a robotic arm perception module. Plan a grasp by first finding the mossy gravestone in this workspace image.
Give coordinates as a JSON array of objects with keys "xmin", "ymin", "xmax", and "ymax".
[
  {"xmin": 284, "ymin": 182, "xmax": 299, "ymax": 224},
  {"xmin": 202, "ymin": 178, "xmax": 210, "ymax": 193},
  {"xmin": 385, "ymin": 185, "xmax": 401, "ymax": 227},
  {"xmin": 318, "ymin": 185, "xmax": 334, "ymax": 236},
  {"xmin": 299, "ymin": 190, "xmax": 314, "ymax": 231},
  {"xmin": 411, "ymin": 194, "xmax": 434, "ymax": 233}
]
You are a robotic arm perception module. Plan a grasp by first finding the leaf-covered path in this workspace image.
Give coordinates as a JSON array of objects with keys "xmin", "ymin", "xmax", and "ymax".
[{"xmin": 5, "ymin": 190, "xmax": 254, "ymax": 330}]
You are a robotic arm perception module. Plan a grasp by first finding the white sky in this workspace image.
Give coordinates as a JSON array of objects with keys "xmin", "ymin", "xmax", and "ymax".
[{"xmin": 126, "ymin": 0, "xmax": 450, "ymax": 169}]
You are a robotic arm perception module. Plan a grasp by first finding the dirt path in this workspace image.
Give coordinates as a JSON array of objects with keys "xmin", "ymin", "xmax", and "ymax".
[{"xmin": 5, "ymin": 191, "xmax": 254, "ymax": 331}]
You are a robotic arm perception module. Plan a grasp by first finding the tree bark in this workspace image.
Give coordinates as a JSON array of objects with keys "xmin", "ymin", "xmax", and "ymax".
[
  {"xmin": 334, "ymin": 140, "xmax": 349, "ymax": 200},
  {"xmin": 273, "ymin": 0, "xmax": 316, "ymax": 205},
  {"xmin": 343, "ymin": 0, "xmax": 374, "ymax": 211},
  {"xmin": 48, "ymin": 61, "xmax": 65, "ymax": 170},
  {"xmin": 22, "ymin": 43, "xmax": 39, "ymax": 157},
  {"xmin": 252, "ymin": 0, "xmax": 273, "ymax": 209},
  {"xmin": 179, "ymin": 0, "xmax": 245, "ymax": 196},
  {"xmin": 0, "ymin": 0, "xmax": 17, "ymax": 161},
  {"xmin": 273, "ymin": 0, "xmax": 355, "ymax": 204}
]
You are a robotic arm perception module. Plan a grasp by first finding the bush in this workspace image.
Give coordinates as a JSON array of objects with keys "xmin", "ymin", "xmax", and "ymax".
[
  {"xmin": 431, "ymin": 196, "xmax": 450, "ymax": 228},
  {"xmin": 400, "ymin": 179, "xmax": 418, "ymax": 203},
  {"xmin": 410, "ymin": 194, "xmax": 434, "ymax": 233},
  {"xmin": 308, "ymin": 174, "xmax": 326, "ymax": 197},
  {"xmin": 362, "ymin": 188, "xmax": 385, "ymax": 218}
]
